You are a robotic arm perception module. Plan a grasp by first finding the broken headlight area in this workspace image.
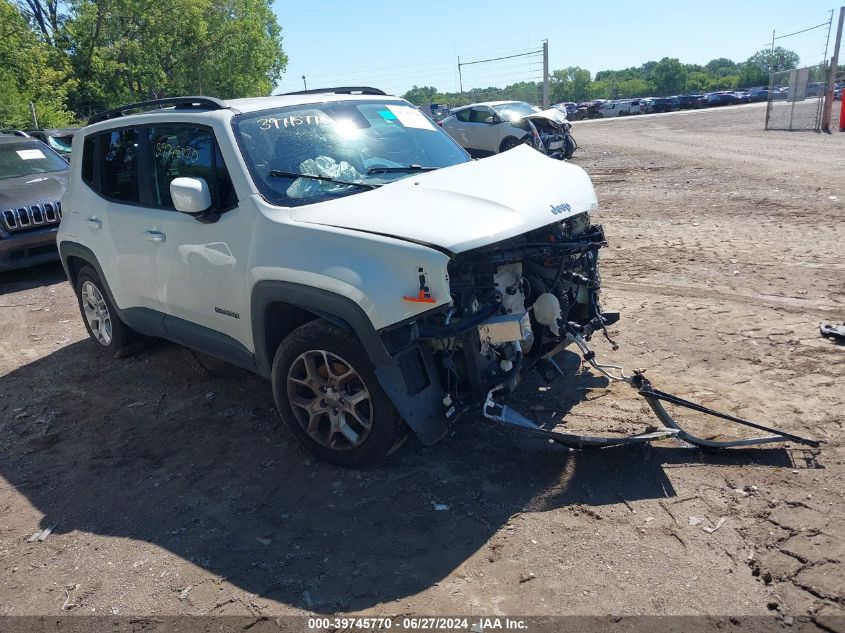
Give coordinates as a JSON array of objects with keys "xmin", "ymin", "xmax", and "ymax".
[
  {"xmin": 517, "ymin": 117, "xmax": 576, "ymax": 160},
  {"xmin": 404, "ymin": 212, "xmax": 614, "ymax": 416}
]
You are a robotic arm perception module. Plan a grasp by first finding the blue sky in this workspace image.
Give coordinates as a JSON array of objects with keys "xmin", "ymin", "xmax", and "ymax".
[{"xmin": 270, "ymin": 0, "xmax": 839, "ymax": 95}]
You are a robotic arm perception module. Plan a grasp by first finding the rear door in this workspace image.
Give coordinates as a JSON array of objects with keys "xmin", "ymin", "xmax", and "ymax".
[{"xmin": 94, "ymin": 127, "xmax": 165, "ymax": 316}]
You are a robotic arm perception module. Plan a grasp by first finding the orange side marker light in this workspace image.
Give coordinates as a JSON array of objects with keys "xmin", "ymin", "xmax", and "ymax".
[{"xmin": 403, "ymin": 289, "xmax": 437, "ymax": 303}]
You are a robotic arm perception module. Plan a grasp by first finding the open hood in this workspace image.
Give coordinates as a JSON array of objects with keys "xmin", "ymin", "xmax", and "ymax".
[
  {"xmin": 289, "ymin": 145, "xmax": 597, "ymax": 254},
  {"xmin": 527, "ymin": 108, "xmax": 569, "ymax": 125}
]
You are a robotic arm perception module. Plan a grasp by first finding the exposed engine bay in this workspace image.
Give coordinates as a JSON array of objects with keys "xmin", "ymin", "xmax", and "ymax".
[
  {"xmin": 515, "ymin": 114, "xmax": 577, "ymax": 160},
  {"xmin": 414, "ymin": 212, "xmax": 613, "ymax": 415}
]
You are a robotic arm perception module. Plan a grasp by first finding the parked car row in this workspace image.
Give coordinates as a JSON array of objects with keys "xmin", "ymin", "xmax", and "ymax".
[{"xmin": 556, "ymin": 83, "xmax": 834, "ymax": 119}]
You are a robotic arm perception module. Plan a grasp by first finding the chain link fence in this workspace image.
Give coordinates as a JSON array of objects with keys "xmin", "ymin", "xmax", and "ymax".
[{"xmin": 765, "ymin": 63, "xmax": 828, "ymax": 131}]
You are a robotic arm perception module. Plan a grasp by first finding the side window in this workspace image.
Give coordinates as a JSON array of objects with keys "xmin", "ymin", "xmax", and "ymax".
[
  {"xmin": 101, "ymin": 129, "xmax": 139, "ymax": 202},
  {"xmin": 81, "ymin": 136, "xmax": 95, "ymax": 187},
  {"xmin": 469, "ymin": 107, "xmax": 492, "ymax": 123},
  {"xmin": 455, "ymin": 108, "xmax": 471, "ymax": 122},
  {"xmin": 148, "ymin": 126, "xmax": 236, "ymax": 210}
]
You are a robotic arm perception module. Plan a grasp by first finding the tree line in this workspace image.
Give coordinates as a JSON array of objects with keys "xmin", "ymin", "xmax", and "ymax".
[
  {"xmin": 0, "ymin": 0, "xmax": 287, "ymax": 129},
  {"xmin": 403, "ymin": 48, "xmax": 801, "ymax": 107}
]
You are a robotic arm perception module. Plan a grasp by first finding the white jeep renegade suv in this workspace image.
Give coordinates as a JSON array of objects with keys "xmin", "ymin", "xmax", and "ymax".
[{"xmin": 59, "ymin": 87, "xmax": 609, "ymax": 467}]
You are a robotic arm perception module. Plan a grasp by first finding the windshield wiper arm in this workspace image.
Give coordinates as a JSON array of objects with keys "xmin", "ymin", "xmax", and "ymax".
[
  {"xmin": 267, "ymin": 169, "xmax": 378, "ymax": 190},
  {"xmin": 366, "ymin": 164, "xmax": 437, "ymax": 175}
]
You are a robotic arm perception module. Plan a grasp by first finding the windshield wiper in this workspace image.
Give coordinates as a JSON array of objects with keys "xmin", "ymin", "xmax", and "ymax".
[
  {"xmin": 267, "ymin": 170, "xmax": 378, "ymax": 190},
  {"xmin": 366, "ymin": 164, "xmax": 437, "ymax": 175}
]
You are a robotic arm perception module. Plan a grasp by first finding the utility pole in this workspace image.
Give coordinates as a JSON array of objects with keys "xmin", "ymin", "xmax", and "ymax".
[
  {"xmin": 765, "ymin": 29, "xmax": 775, "ymax": 130},
  {"xmin": 542, "ymin": 40, "xmax": 550, "ymax": 109},
  {"xmin": 457, "ymin": 56, "xmax": 463, "ymax": 101},
  {"xmin": 29, "ymin": 102, "xmax": 38, "ymax": 129},
  {"xmin": 821, "ymin": 6, "xmax": 844, "ymax": 132}
]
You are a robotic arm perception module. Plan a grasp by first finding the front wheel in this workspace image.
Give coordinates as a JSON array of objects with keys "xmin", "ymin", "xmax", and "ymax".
[
  {"xmin": 563, "ymin": 133, "xmax": 577, "ymax": 159},
  {"xmin": 499, "ymin": 136, "xmax": 523, "ymax": 153},
  {"xmin": 271, "ymin": 320, "xmax": 403, "ymax": 467}
]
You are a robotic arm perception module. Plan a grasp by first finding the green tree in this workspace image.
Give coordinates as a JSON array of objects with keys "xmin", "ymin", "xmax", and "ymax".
[
  {"xmin": 737, "ymin": 61, "xmax": 768, "ymax": 88},
  {"xmin": 402, "ymin": 85, "xmax": 439, "ymax": 106},
  {"xmin": 616, "ymin": 78, "xmax": 650, "ymax": 98},
  {"xmin": 550, "ymin": 67, "xmax": 592, "ymax": 103},
  {"xmin": 0, "ymin": 0, "xmax": 74, "ymax": 127},
  {"xmin": 589, "ymin": 79, "xmax": 612, "ymax": 99},
  {"xmin": 66, "ymin": 0, "xmax": 286, "ymax": 111},
  {"xmin": 705, "ymin": 58, "xmax": 738, "ymax": 77},
  {"xmin": 747, "ymin": 46, "xmax": 800, "ymax": 76},
  {"xmin": 651, "ymin": 57, "xmax": 687, "ymax": 96},
  {"xmin": 507, "ymin": 81, "xmax": 541, "ymax": 104},
  {"xmin": 15, "ymin": 0, "xmax": 286, "ymax": 116}
]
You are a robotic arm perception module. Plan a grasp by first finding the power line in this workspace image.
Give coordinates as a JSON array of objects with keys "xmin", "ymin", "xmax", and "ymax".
[
  {"xmin": 774, "ymin": 21, "xmax": 829, "ymax": 40},
  {"xmin": 459, "ymin": 49, "xmax": 543, "ymax": 67}
]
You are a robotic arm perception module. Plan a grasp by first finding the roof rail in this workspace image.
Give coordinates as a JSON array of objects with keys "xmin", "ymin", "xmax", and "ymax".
[
  {"xmin": 279, "ymin": 86, "xmax": 388, "ymax": 97},
  {"xmin": 88, "ymin": 96, "xmax": 233, "ymax": 125}
]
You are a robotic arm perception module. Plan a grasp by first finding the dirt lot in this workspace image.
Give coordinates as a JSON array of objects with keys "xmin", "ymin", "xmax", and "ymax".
[{"xmin": 1, "ymin": 106, "xmax": 843, "ymax": 624}]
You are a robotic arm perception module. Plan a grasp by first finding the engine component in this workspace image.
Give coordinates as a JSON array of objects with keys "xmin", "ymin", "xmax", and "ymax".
[
  {"xmin": 493, "ymin": 263, "xmax": 525, "ymax": 316},
  {"xmin": 478, "ymin": 313, "xmax": 531, "ymax": 345},
  {"xmin": 533, "ymin": 292, "xmax": 561, "ymax": 327}
]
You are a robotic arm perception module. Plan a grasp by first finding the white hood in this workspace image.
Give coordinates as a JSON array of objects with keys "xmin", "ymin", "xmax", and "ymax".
[
  {"xmin": 289, "ymin": 145, "xmax": 597, "ymax": 254},
  {"xmin": 529, "ymin": 108, "xmax": 569, "ymax": 125}
]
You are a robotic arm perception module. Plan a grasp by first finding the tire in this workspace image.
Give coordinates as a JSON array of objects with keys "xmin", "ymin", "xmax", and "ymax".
[
  {"xmin": 271, "ymin": 319, "xmax": 403, "ymax": 467},
  {"xmin": 499, "ymin": 136, "xmax": 523, "ymax": 153},
  {"xmin": 74, "ymin": 265, "xmax": 142, "ymax": 358},
  {"xmin": 563, "ymin": 134, "xmax": 577, "ymax": 160}
]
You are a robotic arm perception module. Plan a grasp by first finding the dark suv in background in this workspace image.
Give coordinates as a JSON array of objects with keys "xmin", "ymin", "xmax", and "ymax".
[{"xmin": 0, "ymin": 135, "xmax": 68, "ymax": 272}]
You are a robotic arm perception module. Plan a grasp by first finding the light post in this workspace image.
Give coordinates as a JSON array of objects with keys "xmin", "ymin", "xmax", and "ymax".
[{"xmin": 302, "ymin": 75, "xmax": 307, "ymax": 91}]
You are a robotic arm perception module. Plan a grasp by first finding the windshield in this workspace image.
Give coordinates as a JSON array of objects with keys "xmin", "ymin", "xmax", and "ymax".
[
  {"xmin": 233, "ymin": 99, "xmax": 470, "ymax": 207},
  {"xmin": 492, "ymin": 102, "xmax": 538, "ymax": 121},
  {"xmin": 47, "ymin": 135, "xmax": 74, "ymax": 153},
  {"xmin": 0, "ymin": 141, "xmax": 68, "ymax": 180}
]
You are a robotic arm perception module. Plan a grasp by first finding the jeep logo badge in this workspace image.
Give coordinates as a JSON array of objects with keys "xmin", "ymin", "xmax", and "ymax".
[{"xmin": 549, "ymin": 202, "xmax": 571, "ymax": 215}]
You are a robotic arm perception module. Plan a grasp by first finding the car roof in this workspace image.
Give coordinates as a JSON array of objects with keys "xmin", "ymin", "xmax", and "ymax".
[
  {"xmin": 0, "ymin": 135, "xmax": 43, "ymax": 145},
  {"xmin": 28, "ymin": 128, "xmax": 80, "ymax": 135},
  {"xmin": 84, "ymin": 89, "xmax": 407, "ymax": 129},
  {"xmin": 226, "ymin": 92, "xmax": 402, "ymax": 113},
  {"xmin": 453, "ymin": 100, "xmax": 528, "ymax": 110}
]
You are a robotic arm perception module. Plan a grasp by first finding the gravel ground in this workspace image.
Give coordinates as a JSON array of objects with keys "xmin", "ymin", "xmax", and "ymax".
[{"xmin": 0, "ymin": 105, "xmax": 843, "ymax": 625}]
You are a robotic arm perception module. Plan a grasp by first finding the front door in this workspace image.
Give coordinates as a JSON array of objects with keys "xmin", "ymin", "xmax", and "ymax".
[{"xmin": 144, "ymin": 124, "xmax": 254, "ymax": 355}]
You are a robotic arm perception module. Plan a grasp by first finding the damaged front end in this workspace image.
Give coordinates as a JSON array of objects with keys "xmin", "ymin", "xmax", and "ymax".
[
  {"xmin": 513, "ymin": 110, "xmax": 577, "ymax": 160},
  {"xmin": 378, "ymin": 211, "xmax": 614, "ymax": 440},
  {"xmin": 361, "ymin": 149, "xmax": 819, "ymax": 453},
  {"xmin": 421, "ymin": 211, "xmax": 608, "ymax": 409},
  {"xmin": 378, "ymin": 213, "xmax": 820, "ymax": 452}
]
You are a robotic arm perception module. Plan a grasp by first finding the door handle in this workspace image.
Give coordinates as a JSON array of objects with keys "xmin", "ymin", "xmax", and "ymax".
[
  {"xmin": 143, "ymin": 230, "xmax": 166, "ymax": 243},
  {"xmin": 85, "ymin": 218, "xmax": 102, "ymax": 230}
]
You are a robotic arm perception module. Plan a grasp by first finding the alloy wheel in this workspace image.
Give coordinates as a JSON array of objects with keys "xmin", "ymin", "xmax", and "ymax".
[
  {"xmin": 286, "ymin": 350, "xmax": 373, "ymax": 450},
  {"xmin": 81, "ymin": 280, "xmax": 112, "ymax": 346}
]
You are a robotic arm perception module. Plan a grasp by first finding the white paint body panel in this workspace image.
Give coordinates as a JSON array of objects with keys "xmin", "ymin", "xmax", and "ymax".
[
  {"xmin": 58, "ymin": 98, "xmax": 598, "ymax": 357},
  {"xmin": 290, "ymin": 145, "xmax": 596, "ymax": 253}
]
